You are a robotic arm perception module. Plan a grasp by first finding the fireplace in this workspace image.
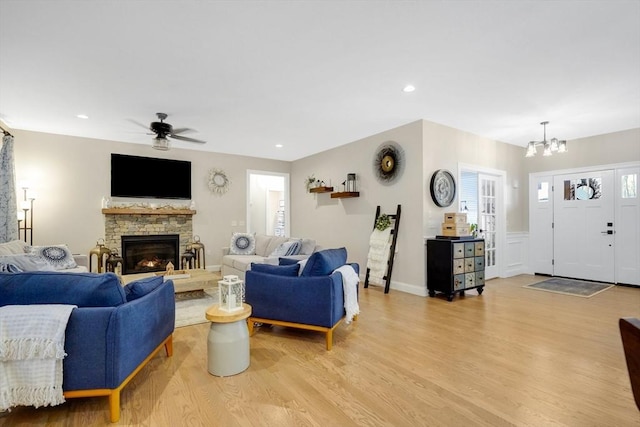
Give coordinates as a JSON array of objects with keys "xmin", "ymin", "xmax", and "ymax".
[{"xmin": 121, "ymin": 234, "xmax": 180, "ymax": 275}]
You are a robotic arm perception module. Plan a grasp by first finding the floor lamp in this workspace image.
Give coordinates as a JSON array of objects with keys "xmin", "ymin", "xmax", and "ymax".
[{"xmin": 17, "ymin": 185, "xmax": 34, "ymax": 245}]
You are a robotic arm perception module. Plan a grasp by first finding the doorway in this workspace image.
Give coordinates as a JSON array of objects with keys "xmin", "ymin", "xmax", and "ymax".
[
  {"xmin": 247, "ymin": 171, "xmax": 290, "ymax": 236},
  {"xmin": 529, "ymin": 163, "xmax": 639, "ymax": 285},
  {"xmin": 459, "ymin": 164, "xmax": 506, "ymax": 279}
]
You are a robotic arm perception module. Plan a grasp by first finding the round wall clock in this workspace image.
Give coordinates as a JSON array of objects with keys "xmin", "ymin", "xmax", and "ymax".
[
  {"xmin": 373, "ymin": 141, "xmax": 404, "ymax": 184},
  {"xmin": 207, "ymin": 168, "xmax": 230, "ymax": 195},
  {"xmin": 430, "ymin": 169, "xmax": 456, "ymax": 207}
]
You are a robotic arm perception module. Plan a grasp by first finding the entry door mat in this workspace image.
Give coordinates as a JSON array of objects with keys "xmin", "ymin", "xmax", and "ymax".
[{"xmin": 524, "ymin": 277, "xmax": 614, "ymax": 298}]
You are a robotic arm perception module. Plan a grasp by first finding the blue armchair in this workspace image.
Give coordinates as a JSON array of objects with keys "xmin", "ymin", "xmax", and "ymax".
[
  {"xmin": 0, "ymin": 271, "xmax": 175, "ymax": 422},
  {"xmin": 245, "ymin": 248, "xmax": 359, "ymax": 350}
]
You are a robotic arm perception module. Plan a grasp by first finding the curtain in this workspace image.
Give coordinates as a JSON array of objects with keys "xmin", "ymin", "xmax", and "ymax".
[{"xmin": 0, "ymin": 134, "xmax": 18, "ymax": 243}]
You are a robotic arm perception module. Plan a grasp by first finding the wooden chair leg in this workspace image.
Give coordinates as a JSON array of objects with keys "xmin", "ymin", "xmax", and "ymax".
[
  {"xmin": 247, "ymin": 319, "xmax": 255, "ymax": 336},
  {"xmin": 108, "ymin": 390, "xmax": 121, "ymax": 423},
  {"xmin": 164, "ymin": 335, "xmax": 173, "ymax": 356},
  {"xmin": 326, "ymin": 330, "xmax": 333, "ymax": 351}
]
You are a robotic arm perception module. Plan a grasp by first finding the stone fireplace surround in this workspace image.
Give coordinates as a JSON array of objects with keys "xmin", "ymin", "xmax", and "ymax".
[{"xmin": 102, "ymin": 208, "xmax": 196, "ymax": 270}]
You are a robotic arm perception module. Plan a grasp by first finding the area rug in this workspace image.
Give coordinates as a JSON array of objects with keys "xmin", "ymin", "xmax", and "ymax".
[
  {"xmin": 524, "ymin": 277, "xmax": 614, "ymax": 298},
  {"xmin": 174, "ymin": 288, "xmax": 218, "ymax": 328}
]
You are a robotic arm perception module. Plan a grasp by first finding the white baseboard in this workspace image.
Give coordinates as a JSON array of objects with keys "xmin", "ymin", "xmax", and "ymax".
[{"xmin": 362, "ymin": 279, "xmax": 427, "ymax": 297}]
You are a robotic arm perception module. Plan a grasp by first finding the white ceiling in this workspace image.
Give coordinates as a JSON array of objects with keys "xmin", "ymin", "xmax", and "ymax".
[{"xmin": 1, "ymin": 1, "xmax": 639, "ymax": 161}]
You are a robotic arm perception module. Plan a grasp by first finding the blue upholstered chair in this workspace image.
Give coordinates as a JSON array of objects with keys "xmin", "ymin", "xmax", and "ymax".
[
  {"xmin": 244, "ymin": 247, "xmax": 359, "ymax": 350},
  {"xmin": 0, "ymin": 271, "xmax": 175, "ymax": 422}
]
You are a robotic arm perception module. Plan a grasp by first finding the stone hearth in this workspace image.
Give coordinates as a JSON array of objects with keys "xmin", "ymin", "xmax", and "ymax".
[{"xmin": 102, "ymin": 209, "xmax": 195, "ymax": 259}]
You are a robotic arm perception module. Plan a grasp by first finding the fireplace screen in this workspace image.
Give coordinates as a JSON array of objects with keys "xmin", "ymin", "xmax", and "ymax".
[{"xmin": 121, "ymin": 234, "xmax": 180, "ymax": 275}]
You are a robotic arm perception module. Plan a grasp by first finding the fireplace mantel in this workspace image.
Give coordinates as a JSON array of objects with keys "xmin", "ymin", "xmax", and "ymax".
[{"xmin": 102, "ymin": 208, "xmax": 196, "ymax": 215}]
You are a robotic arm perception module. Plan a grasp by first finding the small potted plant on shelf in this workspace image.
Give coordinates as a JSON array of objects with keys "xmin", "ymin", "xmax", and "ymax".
[{"xmin": 305, "ymin": 175, "xmax": 316, "ymax": 191}]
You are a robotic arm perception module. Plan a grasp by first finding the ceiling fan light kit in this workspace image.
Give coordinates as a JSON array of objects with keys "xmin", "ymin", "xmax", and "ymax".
[
  {"xmin": 152, "ymin": 136, "xmax": 170, "ymax": 151},
  {"xmin": 525, "ymin": 121, "xmax": 567, "ymax": 158}
]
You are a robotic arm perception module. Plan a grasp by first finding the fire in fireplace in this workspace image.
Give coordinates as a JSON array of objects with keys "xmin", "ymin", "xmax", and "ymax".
[{"xmin": 121, "ymin": 234, "xmax": 180, "ymax": 275}]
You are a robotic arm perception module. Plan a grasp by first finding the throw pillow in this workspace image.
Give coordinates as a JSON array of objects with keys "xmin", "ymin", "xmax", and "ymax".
[
  {"xmin": 124, "ymin": 275, "xmax": 165, "ymax": 301},
  {"xmin": 25, "ymin": 244, "xmax": 77, "ymax": 270},
  {"xmin": 0, "ymin": 239, "xmax": 29, "ymax": 256},
  {"xmin": 250, "ymin": 262, "xmax": 300, "ymax": 277},
  {"xmin": 278, "ymin": 257, "xmax": 299, "ymax": 266},
  {"xmin": 301, "ymin": 247, "xmax": 348, "ymax": 277},
  {"xmin": 298, "ymin": 238, "xmax": 317, "ymax": 255},
  {"xmin": 269, "ymin": 240, "xmax": 301, "ymax": 257},
  {"xmin": 229, "ymin": 233, "xmax": 256, "ymax": 255},
  {"xmin": 0, "ymin": 253, "xmax": 57, "ymax": 272}
]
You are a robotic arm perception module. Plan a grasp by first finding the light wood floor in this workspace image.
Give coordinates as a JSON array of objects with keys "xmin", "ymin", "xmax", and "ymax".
[{"xmin": 3, "ymin": 274, "xmax": 640, "ymax": 426}]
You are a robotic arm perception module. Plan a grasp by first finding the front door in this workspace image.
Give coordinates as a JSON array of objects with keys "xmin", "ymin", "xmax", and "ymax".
[{"xmin": 553, "ymin": 170, "xmax": 615, "ymax": 282}]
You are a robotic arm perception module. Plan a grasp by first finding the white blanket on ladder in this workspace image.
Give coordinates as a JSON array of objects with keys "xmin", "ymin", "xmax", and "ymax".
[
  {"xmin": 334, "ymin": 265, "xmax": 360, "ymax": 324},
  {"xmin": 0, "ymin": 304, "xmax": 76, "ymax": 411},
  {"xmin": 366, "ymin": 227, "xmax": 392, "ymax": 284}
]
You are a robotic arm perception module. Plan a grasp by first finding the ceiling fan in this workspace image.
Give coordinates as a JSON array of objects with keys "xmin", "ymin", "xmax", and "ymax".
[{"xmin": 129, "ymin": 112, "xmax": 206, "ymax": 150}]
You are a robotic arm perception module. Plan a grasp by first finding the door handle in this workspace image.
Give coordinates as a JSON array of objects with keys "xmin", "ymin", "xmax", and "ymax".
[{"xmin": 601, "ymin": 230, "xmax": 614, "ymax": 235}]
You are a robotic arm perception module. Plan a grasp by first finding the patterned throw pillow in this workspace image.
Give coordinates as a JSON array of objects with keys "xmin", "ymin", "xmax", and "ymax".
[
  {"xmin": 229, "ymin": 233, "xmax": 256, "ymax": 255},
  {"xmin": 25, "ymin": 244, "xmax": 78, "ymax": 270}
]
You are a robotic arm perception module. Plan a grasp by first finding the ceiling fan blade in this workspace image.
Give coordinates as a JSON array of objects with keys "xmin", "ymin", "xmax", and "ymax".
[
  {"xmin": 171, "ymin": 127, "xmax": 195, "ymax": 135},
  {"xmin": 127, "ymin": 118, "xmax": 151, "ymax": 131},
  {"xmin": 170, "ymin": 134, "xmax": 206, "ymax": 144}
]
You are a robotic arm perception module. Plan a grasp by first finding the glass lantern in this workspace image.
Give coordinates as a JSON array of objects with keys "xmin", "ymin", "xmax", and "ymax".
[{"xmin": 218, "ymin": 275, "xmax": 245, "ymax": 312}]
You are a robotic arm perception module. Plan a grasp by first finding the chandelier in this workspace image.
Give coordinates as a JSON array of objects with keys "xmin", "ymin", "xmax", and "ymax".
[{"xmin": 525, "ymin": 121, "xmax": 567, "ymax": 157}]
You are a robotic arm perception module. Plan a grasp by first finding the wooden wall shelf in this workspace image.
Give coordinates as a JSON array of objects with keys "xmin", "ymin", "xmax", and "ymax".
[
  {"xmin": 102, "ymin": 208, "xmax": 196, "ymax": 215},
  {"xmin": 309, "ymin": 186, "xmax": 334, "ymax": 193},
  {"xmin": 330, "ymin": 192, "xmax": 360, "ymax": 199}
]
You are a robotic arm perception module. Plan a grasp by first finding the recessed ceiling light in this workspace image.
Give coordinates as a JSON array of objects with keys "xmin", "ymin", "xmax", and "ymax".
[
  {"xmin": 76, "ymin": 114, "xmax": 89, "ymax": 119},
  {"xmin": 275, "ymin": 144, "xmax": 283, "ymax": 148},
  {"xmin": 402, "ymin": 85, "xmax": 416, "ymax": 93}
]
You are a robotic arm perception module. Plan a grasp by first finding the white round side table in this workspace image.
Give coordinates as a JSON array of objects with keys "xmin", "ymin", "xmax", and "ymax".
[{"xmin": 205, "ymin": 303, "xmax": 252, "ymax": 377}]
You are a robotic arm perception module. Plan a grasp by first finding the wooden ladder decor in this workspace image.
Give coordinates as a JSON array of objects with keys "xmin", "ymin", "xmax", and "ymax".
[{"xmin": 364, "ymin": 204, "xmax": 401, "ymax": 294}]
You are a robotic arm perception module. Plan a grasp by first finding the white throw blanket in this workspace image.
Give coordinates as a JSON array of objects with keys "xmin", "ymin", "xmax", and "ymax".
[
  {"xmin": 366, "ymin": 227, "xmax": 392, "ymax": 284},
  {"xmin": 0, "ymin": 304, "xmax": 76, "ymax": 411},
  {"xmin": 334, "ymin": 265, "xmax": 360, "ymax": 324}
]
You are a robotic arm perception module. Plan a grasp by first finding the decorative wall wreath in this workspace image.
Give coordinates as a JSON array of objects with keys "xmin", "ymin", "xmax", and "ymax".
[
  {"xmin": 373, "ymin": 141, "xmax": 404, "ymax": 185},
  {"xmin": 207, "ymin": 168, "xmax": 230, "ymax": 195}
]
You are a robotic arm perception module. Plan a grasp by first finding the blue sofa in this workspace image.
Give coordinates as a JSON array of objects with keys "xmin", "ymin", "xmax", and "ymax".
[
  {"xmin": 0, "ymin": 271, "xmax": 175, "ymax": 422},
  {"xmin": 245, "ymin": 247, "xmax": 359, "ymax": 350}
]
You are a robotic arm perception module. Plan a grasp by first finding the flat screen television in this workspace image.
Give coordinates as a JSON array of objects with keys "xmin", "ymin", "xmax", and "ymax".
[{"xmin": 110, "ymin": 154, "xmax": 192, "ymax": 200}]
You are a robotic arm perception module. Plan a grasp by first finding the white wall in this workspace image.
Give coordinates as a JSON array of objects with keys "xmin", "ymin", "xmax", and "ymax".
[
  {"xmin": 9, "ymin": 123, "xmax": 638, "ymax": 292},
  {"xmin": 522, "ymin": 128, "xmax": 640, "ymax": 229},
  {"xmin": 421, "ymin": 120, "xmax": 528, "ymax": 236},
  {"xmin": 291, "ymin": 120, "xmax": 425, "ymax": 294},
  {"xmin": 11, "ymin": 129, "xmax": 290, "ymax": 268}
]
